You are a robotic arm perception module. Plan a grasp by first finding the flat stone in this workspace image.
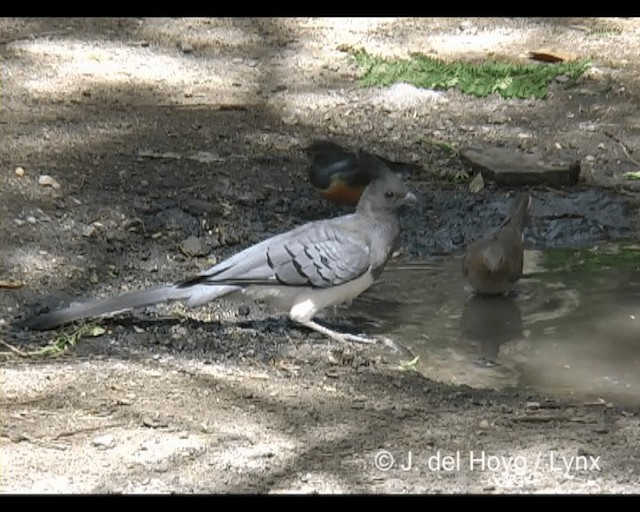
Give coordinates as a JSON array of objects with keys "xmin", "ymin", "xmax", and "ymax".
[
  {"xmin": 459, "ymin": 146, "xmax": 581, "ymax": 187},
  {"xmin": 93, "ymin": 434, "xmax": 115, "ymax": 449}
]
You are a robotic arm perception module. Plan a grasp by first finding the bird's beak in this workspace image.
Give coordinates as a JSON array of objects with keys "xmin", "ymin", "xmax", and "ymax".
[{"xmin": 404, "ymin": 191, "xmax": 418, "ymax": 204}]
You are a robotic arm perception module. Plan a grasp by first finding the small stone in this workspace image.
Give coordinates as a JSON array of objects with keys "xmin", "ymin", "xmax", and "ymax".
[
  {"xmin": 82, "ymin": 225, "xmax": 96, "ymax": 237},
  {"xmin": 585, "ymin": 155, "xmax": 596, "ymax": 162},
  {"xmin": 179, "ymin": 42, "xmax": 194, "ymax": 54},
  {"xmin": 180, "ymin": 236, "xmax": 212, "ymax": 257},
  {"xmin": 13, "ymin": 218, "xmax": 25, "ymax": 226},
  {"xmin": 15, "ymin": 167, "xmax": 25, "ymax": 176},
  {"xmin": 459, "ymin": 20, "xmax": 474, "ymax": 32},
  {"xmin": 93, "ymin": 433, "xmax": 115, "ymax": 449},
  {"xmin": 38, "ymin": 175, "xmax": 61, "ymax": 189},
  {"xmin": 479, "ymin": 420, "xmax": 490, "ymax": 429},
  {"xmin": 142, "ymin": 416, "xmax": 169, "ymax": 429},
  {"xmin": 26, "ymin": 216, "xmax": 37, "ymax": 224},
  {"xmin": 526, "ymin": 401, "xmax": 540, "ymax": 409}
]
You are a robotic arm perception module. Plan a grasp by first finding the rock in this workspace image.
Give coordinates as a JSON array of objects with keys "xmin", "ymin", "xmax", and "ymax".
[
  {"xmin": 179, "ymin": 42, "xmax": 194, "ymax": 54},
  {"xmin": 93, "ymin": 433, "xmax": 115, "ymax": 449},
  {"xmin": 38, "ymin": 174, "xmax": 61, "ymax": 189},
  {"xmin": 15, "ymin": 167, "xmax": 25, "ymax": 176},
  {"xmin": 180, "ymin": 235, "xmax": 212, "ymax": 257},
  {"xmin": 373, "ymin": 82, "xmax": 445, "ymax": 110},
  {"xmin": 142, "ymin": 416, "xmax": 169, "ymax": 429},
  {"xmin": 146, "ymin": 207, "xmax": 199, "ymax": 236},
  {"xmin": 81, "ymin": 225, "xmax": 96, "ymax": 237},
  {"xmin": 459, "ymin": 146, "xmax": 581, "ymax": 187}
]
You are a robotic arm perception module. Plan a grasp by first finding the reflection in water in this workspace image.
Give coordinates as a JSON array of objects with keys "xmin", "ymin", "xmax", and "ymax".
[
  {"xmin": 460, "ymin": 295, "xmax": 523, "ymax": 365},
  {"xmin": 350, "ymin": 245, "xmax": 640, "ymax": 405}
]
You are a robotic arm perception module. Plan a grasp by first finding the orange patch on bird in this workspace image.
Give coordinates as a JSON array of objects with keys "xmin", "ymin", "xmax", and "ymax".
[{"xmin": 320, "ymin": 181, "xmax": 366, "ymax": 206}]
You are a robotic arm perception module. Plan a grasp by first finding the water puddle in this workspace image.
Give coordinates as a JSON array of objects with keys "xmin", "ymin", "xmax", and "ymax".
[{"xmin": 352, "ymin": 243, "xmax": 640, "ymax": 405}]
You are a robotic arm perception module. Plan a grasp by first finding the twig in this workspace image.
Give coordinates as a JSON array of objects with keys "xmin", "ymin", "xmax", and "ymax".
[
  {"xmin": 53, "ymin": 423, "xmax": 125, "ymax": 441},
  {"xmin": 0, "ymin": 339, "xmax": 27, "ymax": 357},
  {"xmin": 0, "ymin": 279, "xmax": 24, "ymax": 289},
  {"xmin": 603, "ymin": 131, "xmax": 640, "ymax": 167}
]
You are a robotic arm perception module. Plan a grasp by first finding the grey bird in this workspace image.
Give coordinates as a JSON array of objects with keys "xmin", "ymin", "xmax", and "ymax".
[
  {"xmin": 462, "ymin": 193, "xmax": 532, "ymax": 296},
  {"xmin": 19, "ymin": 151, "xmax": 417, "ymax": 344}
]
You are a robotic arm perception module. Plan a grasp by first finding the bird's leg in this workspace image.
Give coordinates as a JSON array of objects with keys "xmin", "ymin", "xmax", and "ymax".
[
  {"xmin": 297, "ymin": 319, "xmax": 377, "ymax": 345},
  {"xmin": 296, "ymin": 319, "xmax": 404, "ymax": 353}
]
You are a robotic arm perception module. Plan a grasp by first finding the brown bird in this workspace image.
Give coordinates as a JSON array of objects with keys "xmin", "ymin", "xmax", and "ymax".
[
  {"xmin": 462, "ymin": 193, "xmax": 532, "ymax": 296},
  {"xmin": 306, "ymin": 140, "xmax": 411, "ymax": 206}
]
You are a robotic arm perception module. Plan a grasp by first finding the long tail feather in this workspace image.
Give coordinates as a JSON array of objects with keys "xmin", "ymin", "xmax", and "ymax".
[{"xmin": 19, "ymin": 283, "xmax": 237, "ymax": 330}]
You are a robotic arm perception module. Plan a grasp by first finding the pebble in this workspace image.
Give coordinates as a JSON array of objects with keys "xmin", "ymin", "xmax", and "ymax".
[
  {"xmin": 180, "ymin": 236, "xmax": 211, "ymax": 257},
  {"xmin": 93, "ymin": 434, "xmax": 115, "ymax": 449},
  {"xmin": 15, "ymin": 167, "xmax": 25, "ymax": 176},
  {"xmin": 142, "ymin": 416, "xmax": 169, "ymax": 428},
  {"xmin": 82, "ymin": 225, "xmax": 96, "ymax": 237},
  {"xmin": 38, "ymin": 175, "xmax": 61, "ymax": 189},
  {"xmin": 179, "ymin": 42, "xmax": 194, "ymax": 54},
  {"xmin": 479, "ymin": 419, "xmax": 490, "ymax": 429}
]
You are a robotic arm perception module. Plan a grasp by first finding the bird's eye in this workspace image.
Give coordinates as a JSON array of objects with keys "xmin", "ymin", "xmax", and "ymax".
[{"xmin": 384, "ymin": 190, "xmax": 394, "ymax": 199}]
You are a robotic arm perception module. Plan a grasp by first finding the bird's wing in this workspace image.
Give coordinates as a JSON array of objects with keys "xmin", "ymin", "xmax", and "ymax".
[{"xmin": 183, "ymin": 219, "xmax": 373, "ymax": 289}]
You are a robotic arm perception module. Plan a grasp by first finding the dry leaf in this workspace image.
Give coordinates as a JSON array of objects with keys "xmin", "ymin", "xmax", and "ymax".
[{"xmin": 529, "ymin": 49, "xmax": 577, "ymax": 63}]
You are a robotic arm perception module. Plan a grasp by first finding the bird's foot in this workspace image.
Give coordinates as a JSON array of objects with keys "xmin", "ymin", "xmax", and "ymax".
[
  {"xmin": 299, "ymin": 320, "xmax": 402, "ymax": 351},
  {"xmin": 333, "ymin": 332, "xmax": 377, "ymax": 345}
]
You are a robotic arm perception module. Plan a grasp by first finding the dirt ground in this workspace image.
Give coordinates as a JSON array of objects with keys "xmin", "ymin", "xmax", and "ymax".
[{"xmin": 1, "ymin": 17, "xmax": 639, "ymax": 494}]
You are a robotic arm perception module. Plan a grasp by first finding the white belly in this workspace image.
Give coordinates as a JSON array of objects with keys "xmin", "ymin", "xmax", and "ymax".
[{"xmin": 244, "ymin": 271, "xmax": 375, "ymax": 322}]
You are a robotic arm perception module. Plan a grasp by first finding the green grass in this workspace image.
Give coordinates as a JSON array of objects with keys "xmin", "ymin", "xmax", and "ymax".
[
  {"xmin": 588, "ymin": 28, "xmax": 623, "ymax": 38},
  {"xmin": 541, "ymin": 245, "xmax": 640, "ymax": 277},
  {"xmin": 350, "ymin": 49, "xmax": 591, "ymax": 100},
  {"xmin": 0, "ymin": 323, "xmax": 106, "ymax": 360}
]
